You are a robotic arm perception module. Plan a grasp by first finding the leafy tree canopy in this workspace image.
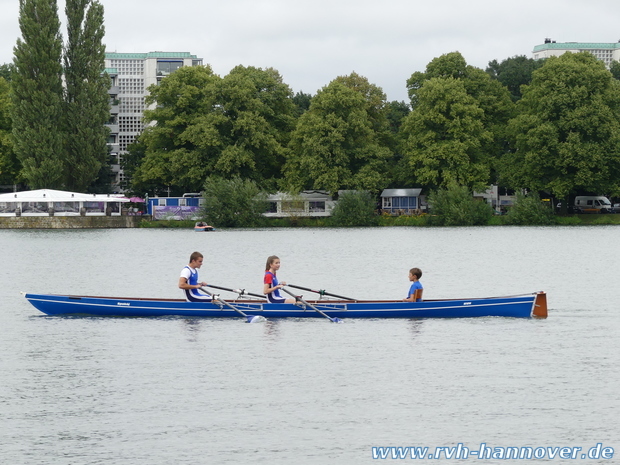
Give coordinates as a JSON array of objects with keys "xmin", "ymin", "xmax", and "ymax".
[
  {"xmin": 292, "ymin": 91, "xmax": 312, "ymax": 117},
  {"xmin": 405, "ymin": 52, "xmax": 514, "ymax": 188},
  {"xmin": 0, "ymin": 64, "xmax": 12, "ymax": 82},
  {"xmin": 12, "ymin": 0, "xmax": 65, "ymax": 188},
  {"xmin": 610, "ymin": 61, "xmax": 620, "ymax": 81},
  {"xmin": 502, "ymin": 52, "xmax": 620, "ymax": 200},
  {"xmin": 283, "ymin": 73, "xmax": 393, "ymax": 194},
  {"xmin": 63, "ymin": 0, "xmax": 110, "ymax": 192},
  {"xmin": 0, "ymin": 77, "xmax": 20, "ymax": 184},
  {"xmin": 427, "ymin": 182, "xmax": 493, "ymax": 226},
  {"xmin": 329, "ymin": 190, "xmax": 378, "ymax": 226},
  {"xmin": 201, "ymin": 175, "xmax": 266, "ymax": 227},
  {"xmin": 399, "ymin": 77, "xmax": 493, "ymax": 191},
  {"xmin": 486, "ymin": 55, "xmax": 545, "ymax": 101},
  {"xmin": 132, "ymin": 64, "xmax": 296, "ymax": 193}
]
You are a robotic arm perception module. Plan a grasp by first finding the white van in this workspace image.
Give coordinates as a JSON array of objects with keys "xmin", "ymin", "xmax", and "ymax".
[{"xmin": 574, "ymin": 196, "xmax": 614, "ymax": 214}]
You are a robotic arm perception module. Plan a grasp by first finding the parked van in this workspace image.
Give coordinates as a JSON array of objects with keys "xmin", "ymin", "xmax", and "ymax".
[{"xmin": 574, "ymin": 196, "xmax": 614, "ymax": 214}]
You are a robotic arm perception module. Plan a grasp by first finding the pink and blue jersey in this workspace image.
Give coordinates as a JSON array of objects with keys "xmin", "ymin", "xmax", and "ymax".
[{"xmin": 264, "ymin": 271, "xmax": 285, "ymax": 303}]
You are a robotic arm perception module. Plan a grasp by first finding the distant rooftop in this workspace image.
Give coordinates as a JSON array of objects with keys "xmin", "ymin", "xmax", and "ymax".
[
  {"xmin": 105, "ymin": 52, "xmax": 200, "ymax": 60},
  {"xmin": 533, "ymin": 42, "xmax": 620, "ymax": 52}
]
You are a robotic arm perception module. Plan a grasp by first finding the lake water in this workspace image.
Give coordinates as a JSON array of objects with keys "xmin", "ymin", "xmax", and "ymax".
[{"xmin": 1, "ymin": 226, "xmax": 619, "ymax": 464}]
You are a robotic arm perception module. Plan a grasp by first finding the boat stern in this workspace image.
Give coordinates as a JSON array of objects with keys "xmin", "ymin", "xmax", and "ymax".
[{"xmin": 532, "ymin": 292, "xmax": 548, "ymax": 318}]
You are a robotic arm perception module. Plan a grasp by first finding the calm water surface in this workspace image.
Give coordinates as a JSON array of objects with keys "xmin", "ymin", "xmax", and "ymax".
[{"xmin": 1, "ymin": 227, "xmax": 619, "ymax": 464}]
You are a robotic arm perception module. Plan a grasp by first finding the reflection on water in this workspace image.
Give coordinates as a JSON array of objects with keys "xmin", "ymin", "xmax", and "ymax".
[{"xmin": 2, "ymin": 227, "xmax": 620, "ymax": 464}]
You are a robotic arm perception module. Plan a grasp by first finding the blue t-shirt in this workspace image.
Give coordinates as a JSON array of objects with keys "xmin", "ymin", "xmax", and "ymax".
[{"xmin": 407, "ymin": 281, "xmax": 423, "ymax": 301}]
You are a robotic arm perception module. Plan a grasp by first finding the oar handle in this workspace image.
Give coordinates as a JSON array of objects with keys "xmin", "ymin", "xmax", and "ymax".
[
  {"xmin": 205, "ymin": 284, "xmax": 266, "ymax": 299},
  {"xmin": 288, "ymin": 284, "xmax": 354, "ymax": 301}
]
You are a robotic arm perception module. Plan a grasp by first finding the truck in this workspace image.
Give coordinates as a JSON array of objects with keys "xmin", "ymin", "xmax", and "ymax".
[{"xmin": 573, "ymin": 196, "xmax": 614, "ymax": 214}]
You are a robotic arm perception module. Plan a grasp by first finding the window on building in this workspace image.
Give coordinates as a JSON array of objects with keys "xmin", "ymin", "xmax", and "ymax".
[
  {"xmin": 309, "ymin": 201, "xmax": 325, "ymax": 212},
  {"xmin": 265, "ymin": 202, "xmax": 278, "ymax": 213},
  {"xmin": 282, "ymin": 200, "xmax": 304, "ymax": 213},
  {"xmin": 157, "ymin": 61, "xmax": 183, "ymax": 76}
]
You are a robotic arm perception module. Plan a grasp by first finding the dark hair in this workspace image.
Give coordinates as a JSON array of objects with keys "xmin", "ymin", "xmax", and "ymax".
[
  {"xmin": 266, "ymin": 255, "xmax": 279, "ymax": 271},
  {"xmin": 409, "ymin": 267, "xmax": 422, "ymax": 279},
  {"xmin": 190, "ymin": 251, "xmax": 203, "ymax": 262}
]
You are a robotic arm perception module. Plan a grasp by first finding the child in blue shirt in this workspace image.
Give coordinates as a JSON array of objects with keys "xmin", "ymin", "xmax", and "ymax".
[{"xmin": 404, "ymin": 267, "xmax": 423, "ymax": 302}]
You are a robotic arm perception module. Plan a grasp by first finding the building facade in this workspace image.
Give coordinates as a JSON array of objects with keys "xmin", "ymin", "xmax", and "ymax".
[
  {"xmin": 380, "ymin": 188, "xmax": 424, "ymax": 214},
  {"xmin": 104, "ymin": 52, "xmax": 203, "ymax": 191},
  {"xmin": 532, "ymin": 39, "xmax": 620, "ymax": 67}
]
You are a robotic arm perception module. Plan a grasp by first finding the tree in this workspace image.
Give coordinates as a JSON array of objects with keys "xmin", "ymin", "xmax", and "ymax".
[
  {"xmin": 399, "ymin": 77, "xmax": 493, "ymax": 191},
  {"xmin": 403, "ymin": 52, "xmax": 514, "ymax": 190},
  {"xmin": 0, "ymin": 77, "xmax": 20, "ymax": 185},
  {"xmin": 503, "ymin": 192, "xmax": 556, "ymax": 225},
  {"xmin": 610, "ymin": 61, "xmax": 620, "ymax": 81},
  {"xmin": 330, "ymin": 190, "xmax": 378, "ymax": 226},
  {"xmin": 292, "ymin": 91, "xmax": 312, "ymax": 116},
  {"xmin": 133, "ymin": 65, "xmax": 296, "ymax": 193},
  {"xmin": 201, "ymin": 176, "xmax": 266, "ymax": 227},
  {"xmin": 132, "ymin": 65, "xmax": 220, "ymax": 194},
  {"xmin": 284, "ymin": 72, "xmax": 393, "ymax": 194},
  {"xmin": 502, "ymin": 52, "xmax": 620, "ymax": 208},
  {"xmin": 215, "ymin": 65, "xmax": 297, "ymax": 188},
  {"xmin": 486, "ymin": 55, "xmax": 545, "ymax": 101},
  {"xmin": 0, "ymin": 64, "xmax": 12, "ymax": 82},
  {"xmin": 63, "ymin": 0, "xmax": 110, "ymax": 191},
  {"xmin": 12, "ymin": 0, "xmax": 65, "ymax": 188},
  {"xmin": 426, "ymin": 183, "xmax": 493, "ymax": 226},
  {"xmin": 385, "ymin": 100, "xmax": 410, "ymax": 134}
]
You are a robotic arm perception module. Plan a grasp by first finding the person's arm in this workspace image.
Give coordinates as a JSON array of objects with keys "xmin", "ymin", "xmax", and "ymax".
[
  {"xmin": 263, "ymin": 276, "xmax": 286, "ymax": 294},
  {"xmin": 264, "ymin": 282, "xmax": 286, "ymax": 294},
  {"xmin": 178, "ymin": 275, "xmax": 207, "ymax": 290}
]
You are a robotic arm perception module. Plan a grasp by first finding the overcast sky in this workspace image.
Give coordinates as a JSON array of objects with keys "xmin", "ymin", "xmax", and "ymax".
[{"xmin": 2, "ymin": 0, "xmax": 620, "ymax": 102}]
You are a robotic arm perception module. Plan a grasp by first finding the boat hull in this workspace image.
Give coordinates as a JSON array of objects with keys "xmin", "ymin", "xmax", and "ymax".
[{"xmin": 24, "ymin": 293, "xmax": 547, "ymax": 319}]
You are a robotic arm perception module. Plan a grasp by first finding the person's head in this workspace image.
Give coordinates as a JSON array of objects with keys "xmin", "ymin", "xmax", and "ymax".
[
  {"xmin": 189, "ymin": 251, "xmax": 204, "ymax": 268},
  {"xmin": 409, "ymin": 267, "xmax": 422, "ymax": 281},
  {"xmin": 266, "ymin": 255, "xmax": 280, "ymax": 271}
]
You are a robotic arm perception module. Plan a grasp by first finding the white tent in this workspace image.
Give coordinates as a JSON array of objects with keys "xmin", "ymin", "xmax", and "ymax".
[{"xmin": 0, "ymin": 189, "xmax": 129, "ymax": 217}]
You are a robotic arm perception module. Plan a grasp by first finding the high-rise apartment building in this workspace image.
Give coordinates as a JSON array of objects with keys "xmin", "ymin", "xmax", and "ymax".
[
  {"xmin": 532, "ymin": 39, "xmax": 620, "ymax": 68},
  {"xmin": 104, "ymin": 52, "xmax": 203, "ymax": 190}
]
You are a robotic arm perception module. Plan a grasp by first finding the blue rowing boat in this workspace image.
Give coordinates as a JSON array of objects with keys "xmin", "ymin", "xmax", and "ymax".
[{"xmin": 24, "ymin": 292, "xmax": 547, "ymax": 319}]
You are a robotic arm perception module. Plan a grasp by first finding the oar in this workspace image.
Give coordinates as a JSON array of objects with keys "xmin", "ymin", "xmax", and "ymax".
[
  {"xmin": 204, "ymin": 284, "xmax": 266, "ymax": 300},
  {"xmin": 201, "ymin": 287, "xmax": 265, "ymax": 323},
  {"xmin": 281, "ymin": 287, "xmax": 343, "ymax": 323},
  {"xmin": 287, "ymin": 284, "xmax": 355, "ymax": 301}
]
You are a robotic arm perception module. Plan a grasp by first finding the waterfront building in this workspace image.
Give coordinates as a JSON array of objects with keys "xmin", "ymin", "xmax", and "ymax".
[
  {"xmin": 380, "ymin": 189, "xmax": 424, "ymax": 215},
  {"xmin": 532, "ymin": 39, "xmax": 620, "ymax": 67},
  {"xmin": 0, "ymin": 189, "xmax": 129, "ymax": 217},
  {"xmin": 263, "ymin": 191, "xmax": 335, "ymax": 218},
  {"xmin": 104, "ymin": 52, "xmax": 203, "ymax": 191}
]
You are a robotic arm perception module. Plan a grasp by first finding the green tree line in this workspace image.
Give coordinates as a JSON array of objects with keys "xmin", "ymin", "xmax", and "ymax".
[
  {"xmin": 124, "ymin": 51, "xmax": 620, "ymax": 203},
  {"xmin": 3, "ymin": 37, "xmax": 620, "ymax": 203}
]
